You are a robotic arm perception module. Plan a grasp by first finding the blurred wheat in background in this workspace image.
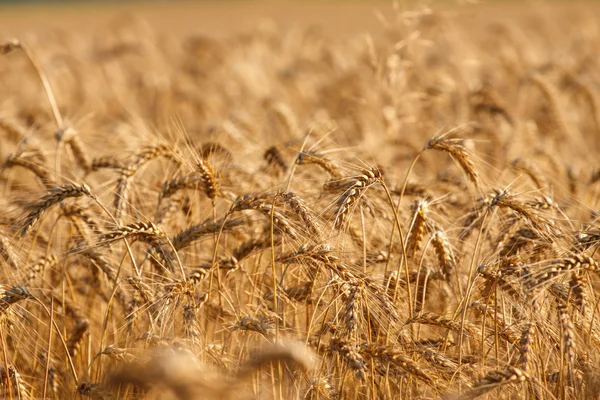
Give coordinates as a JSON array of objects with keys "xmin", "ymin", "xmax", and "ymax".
[{"xmin": 1, "ymin": 0, "xmax": 600, "ymax": 399}]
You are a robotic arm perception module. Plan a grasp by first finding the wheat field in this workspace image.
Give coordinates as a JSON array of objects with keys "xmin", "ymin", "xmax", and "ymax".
[{"xmin": 1, "ymin": 1, "xmax": 600, "ymax": 399}]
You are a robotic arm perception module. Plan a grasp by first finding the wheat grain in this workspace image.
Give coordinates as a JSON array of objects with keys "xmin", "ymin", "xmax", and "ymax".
[{"xmin": 21, "ymin": 183, "xmax": 95, "ymax": 236}]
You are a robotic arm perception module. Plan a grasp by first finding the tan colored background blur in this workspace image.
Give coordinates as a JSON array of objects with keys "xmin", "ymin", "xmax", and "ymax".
[{"xmin": 0, "ymin": 1, "xmax": 588, "ymax": 40}]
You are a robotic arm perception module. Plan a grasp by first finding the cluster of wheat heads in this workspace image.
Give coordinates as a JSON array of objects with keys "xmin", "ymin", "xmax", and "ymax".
[{"xmin": 1, "ymin": 2, "xmax": 600, "ymax": 399}]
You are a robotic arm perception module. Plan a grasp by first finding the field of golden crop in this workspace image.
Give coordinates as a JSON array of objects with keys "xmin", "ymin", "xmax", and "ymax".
[{"xmin": 1, "ymin": 1, "xmax": 600, "ymax": 399}]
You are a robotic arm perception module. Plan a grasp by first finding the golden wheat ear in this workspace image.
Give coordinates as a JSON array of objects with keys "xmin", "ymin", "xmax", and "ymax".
[
  {"xmin": 197, "ymin": 158, "xmax": 218, "ymax": 200},
  {"xmin": 425, "ymin": 135, "xmax": 479, "ymax": 186},
  {"xmin": 20, "ymin": 183, "xmax": 96, "ymax": 236}
]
